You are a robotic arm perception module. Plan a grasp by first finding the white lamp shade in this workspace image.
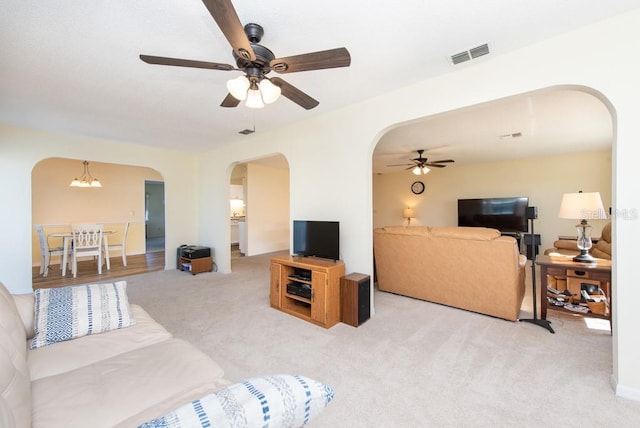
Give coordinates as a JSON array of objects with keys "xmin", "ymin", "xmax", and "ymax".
[
  {"xmin": 558, "ymin": 192, "xmax": 606, "ymax": 220},
  {"xmin": 259, "ymin": 79, "xmax": 281, "ymax": 104},
  {"xmin": 226, "ymin": 75, "xmax": 250, "ymax": 100},
  {"xmin": 245, "ymin": 89, "xmax": 265, "ymax": 109},
  {"xmin": 403, "ymin": 208, "xmax": 414, "ymax": 218}
]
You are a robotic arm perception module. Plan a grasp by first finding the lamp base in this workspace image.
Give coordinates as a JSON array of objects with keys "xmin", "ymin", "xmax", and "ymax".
[{"xmin": 573, "ymin": 250, "xmax": 597, "ymax": 263}]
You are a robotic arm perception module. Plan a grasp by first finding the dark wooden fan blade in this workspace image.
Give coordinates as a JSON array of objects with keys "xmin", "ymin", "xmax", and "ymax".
[
  {"xmin": 387, "ymin": 163, "xmax": 414, "ymax": 167},
  {"xmin": 430, "ymin": 159, "xmax": 455, "ymax": 163},
  {"xmin": 425, "ymin": 163, "xmax": 446, "ymax": 168},
  {"xmin": 269, "ymin": 77, "xmax": 319, "ymax": 110},
  {"xmin": 201, "ymin": 0, "xmax": 256, "ymax": 61},
  {"xmin": 220, "ymin": 93, "xmax": 241, "ymax": 108},
  {"xmin": 270, "ymin": 48, "xmax": 351, "ymax": 74},
  {"xmin": 140, "ymin": 55, "xmax": 235, "ymax": 71}
]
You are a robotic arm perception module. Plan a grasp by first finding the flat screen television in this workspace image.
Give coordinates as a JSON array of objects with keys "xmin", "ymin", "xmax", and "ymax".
[
  {"xmin": 457, "ymin": 197, "xmax": 529, "ymax": 233},
  {"xmin": 293, "ymin": 220, "xmax": 340, "ymax": 261}
]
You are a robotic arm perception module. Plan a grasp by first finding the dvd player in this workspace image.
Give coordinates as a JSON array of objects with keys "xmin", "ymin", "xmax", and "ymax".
[{"xmin": 287, "ymin": 282, "xmax": 312, "ymax": 299}]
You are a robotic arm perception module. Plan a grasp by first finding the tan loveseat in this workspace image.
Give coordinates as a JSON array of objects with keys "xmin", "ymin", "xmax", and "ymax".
[
  {"xmin": 373, "ymin": 226, "xmax": 527, "ymax": 321},
  {"xmin": 0, "ymin": 281, "xmax": 230, "ymax": 428}
]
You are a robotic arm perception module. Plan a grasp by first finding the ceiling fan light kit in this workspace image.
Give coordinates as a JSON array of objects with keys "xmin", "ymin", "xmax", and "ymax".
[{"xmin": 140, "ymin": 0, "xmax": 351, "ymax": 110}]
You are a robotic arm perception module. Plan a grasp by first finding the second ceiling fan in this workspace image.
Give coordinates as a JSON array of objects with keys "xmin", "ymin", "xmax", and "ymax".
[
  {"xmin": 139, "ymin": 0, "xmax": 351, "ymax": 110},
  {"xmin": 388, "ymin": 149, "xmax": 455, "ymax": 175}
]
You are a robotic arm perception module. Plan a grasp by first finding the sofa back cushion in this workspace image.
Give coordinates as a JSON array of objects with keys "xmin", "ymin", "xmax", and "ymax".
[
  {"xmin": 601, "ymin": 222, "xmax": 611, "ymax": 244},
  {"xmin": 378, "ymin": 225, "xmax": 432, "ymax": 237},
  {"xmin": 0, "ymin": 281, "xmax": 32, "ymax": 427},
  {"xmin": 430, "ymin": 226, "xmax": 501, "ymax": 240}
]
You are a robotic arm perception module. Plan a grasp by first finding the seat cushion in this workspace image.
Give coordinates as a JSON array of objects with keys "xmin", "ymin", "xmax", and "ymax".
[
  {"xmin": 28, "ymin": 305, "xmax": 171, "ymax": 380},
  {"xmin": 31, "ymin": 338, "xmax": 228, "ymax": 428}
]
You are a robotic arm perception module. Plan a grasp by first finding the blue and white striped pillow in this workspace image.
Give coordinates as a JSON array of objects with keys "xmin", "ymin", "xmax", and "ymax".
[
  {"xmin": 139, "ymin": 374, "xmax": 334, "ymax": 428},
  {"xmin": 30, "ymin": 281, "xmax": 135, "ymax": 349}
]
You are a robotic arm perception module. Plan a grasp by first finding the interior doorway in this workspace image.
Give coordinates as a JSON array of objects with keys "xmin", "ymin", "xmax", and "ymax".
[
  {"xmin": 145, "ymin": 181, "xmax": 165, "ymax": 253},
  {"xmin": 229, "ymin": 155, "xmax": 290, "ymax": 269}
]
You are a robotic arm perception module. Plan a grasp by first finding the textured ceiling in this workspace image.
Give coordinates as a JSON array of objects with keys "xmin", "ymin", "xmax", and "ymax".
[{"xmin": 0, "ymin": 0, "xmax": 636, "ymax": 160}]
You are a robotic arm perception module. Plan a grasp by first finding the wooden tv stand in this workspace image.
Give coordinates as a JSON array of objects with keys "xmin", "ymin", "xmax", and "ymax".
[{"xmin": 270, "ymin": 255, "xmax": 345, "ymax": 328}]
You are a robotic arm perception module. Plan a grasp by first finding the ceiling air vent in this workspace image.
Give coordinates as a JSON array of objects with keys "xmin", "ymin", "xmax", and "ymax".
[
  {"xmin": 470, "ymin": 43, "xmax": 489, "ymax": 59},
  {"xmin": 451, "ymin": 51, "xmax": 471, "ymax": 65},
  {"xmin": 450, "ymin": 43, "xmax": 490, "ymax": 65}
]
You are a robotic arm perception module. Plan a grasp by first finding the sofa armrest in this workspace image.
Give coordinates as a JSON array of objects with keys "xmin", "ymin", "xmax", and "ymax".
[
  {"xmin": 12, "ymin": 294, "xmax": 35, "ymax": 339},
  {"xmin": 553, "ymin": 239, "xmax": 579, "ymax": 251}
]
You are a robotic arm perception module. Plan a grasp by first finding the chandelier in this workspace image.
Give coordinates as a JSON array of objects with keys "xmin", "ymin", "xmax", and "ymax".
[{"xmin": 69, "ymin": 160, "xmax": 102, "ymax": 188}]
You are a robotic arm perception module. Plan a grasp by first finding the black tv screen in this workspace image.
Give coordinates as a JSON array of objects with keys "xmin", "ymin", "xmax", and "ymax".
[
  {"xmin": 458, "ymin": 197, "xmax": 529, "ymax": 233},
  {"xmin": 293, "ymin": 220, "xmax": 340, "ymax": 261}
]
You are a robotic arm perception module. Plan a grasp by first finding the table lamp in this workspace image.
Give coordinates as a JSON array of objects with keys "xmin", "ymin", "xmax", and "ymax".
[
  {"xmin": 403, "ymin": 207, "xmax": 414, "ymax": 226},
  {"xmin": 558, "ymin": 191, "xmax": 606, "ymax": 263}
]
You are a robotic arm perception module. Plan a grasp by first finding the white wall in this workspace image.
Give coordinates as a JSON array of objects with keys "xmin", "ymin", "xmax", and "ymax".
[
  {"xmin": 373, "ymin": 150, "xmax": 612, "ymax": 252},
  {"xmin": 246, "ymin": 163, "xmax": 290, "ymax": 256},
  {"xmin": 196, "ymin": 10, "xmax": 640, "ymax": 399},
  {"xmin": 2, "ymin": 8, "xmax": 640, "ymax": 401},
  {"xmin": 0, "ymin": 125, "xmax": 199, "ymax": 293}
]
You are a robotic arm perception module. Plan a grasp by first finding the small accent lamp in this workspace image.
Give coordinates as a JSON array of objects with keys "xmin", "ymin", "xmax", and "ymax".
[
  {"xmin": 69, "ymin": 160, "xmax": 102, "ymax": 188},
  {"xmin": 403, "ymin": 207, "xmax": 415, "ymax": 226},
  {"xmin": 558, "ymin": 191, "xmax": 606, "ymax": 263},
  {"xmin": 412, "ymin": 166, "xmax": 430, "ymax": 175}
]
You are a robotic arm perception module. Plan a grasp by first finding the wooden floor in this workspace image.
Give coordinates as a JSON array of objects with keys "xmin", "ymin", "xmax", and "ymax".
[{"xmin": 32, "ymin": 252, "xmax": 165, "ymax": 289}]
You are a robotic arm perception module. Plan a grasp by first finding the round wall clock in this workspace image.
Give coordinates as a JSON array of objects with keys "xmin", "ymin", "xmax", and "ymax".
[{"xmin": 411, "ymin": 181, "xmax": 425, "ymax": 195}]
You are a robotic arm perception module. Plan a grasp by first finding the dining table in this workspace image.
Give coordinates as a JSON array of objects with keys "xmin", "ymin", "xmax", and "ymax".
[{"xmin": 49, "ymin": 230, "xmax": 114, "ymax": 276}]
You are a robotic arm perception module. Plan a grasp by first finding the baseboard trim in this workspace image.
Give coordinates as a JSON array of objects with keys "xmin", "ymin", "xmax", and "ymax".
[{"xmin": 612, "ymin": 375, "xmax": 640, "ymax": 402}]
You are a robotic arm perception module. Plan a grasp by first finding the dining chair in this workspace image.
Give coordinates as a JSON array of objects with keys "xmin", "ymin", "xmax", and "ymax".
[
  {"xmin": 107, "ymin": 221, "xmax": 130, "ymax": 267},
  {"xmin": 71, "ymin": 223, "xmax": 104, "ymax": 278},
  {"xmin": 35, "ymin": 225, "xmax": 69, "ymax": 277}
]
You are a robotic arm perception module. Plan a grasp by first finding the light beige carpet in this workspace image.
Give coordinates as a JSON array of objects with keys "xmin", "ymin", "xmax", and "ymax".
[{"xmin": 123, "ymin": 251, "xmax": 640, "ymax": 427}]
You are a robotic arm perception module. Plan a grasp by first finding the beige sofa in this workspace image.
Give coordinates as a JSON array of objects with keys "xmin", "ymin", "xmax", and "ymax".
[
  {"xmin": 0, "ymin": 281, "xmax": 230, "ymax": 428},
  {"xmin": 373, "ymin": 226, "xmax": 527, "ymax": 321}
]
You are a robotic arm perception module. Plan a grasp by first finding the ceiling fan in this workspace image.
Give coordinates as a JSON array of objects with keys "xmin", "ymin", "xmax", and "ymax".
[
  {"xmin": 139, "ymin": 0, "xmax": 351, "ymax": 110},
  {"xmin": 388, "ymin": 149, "xmax": 455, "ymax": 174}
]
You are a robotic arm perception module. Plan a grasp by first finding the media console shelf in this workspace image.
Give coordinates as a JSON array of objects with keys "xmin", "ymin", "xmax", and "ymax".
[{"xmin": 270, "ymin": 255, "xmax": 345, "ymax": 328}]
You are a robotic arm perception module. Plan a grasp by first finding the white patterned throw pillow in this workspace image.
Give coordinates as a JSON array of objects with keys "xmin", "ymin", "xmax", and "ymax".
[
  {"xmin": 139, "ymin": 374, "xmax": 334, "ymax": 428},
  {"xmin": 30, "ymin": 281, "xmax": 135, "ymax": 349}
]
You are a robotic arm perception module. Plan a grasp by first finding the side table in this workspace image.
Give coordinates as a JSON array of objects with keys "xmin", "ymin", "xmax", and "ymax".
[{"xmin": 536, "ymin": 254, "xmax": 612, "ymax": 327}]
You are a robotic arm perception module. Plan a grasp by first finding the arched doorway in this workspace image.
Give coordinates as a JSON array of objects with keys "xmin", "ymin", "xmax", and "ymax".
[{"xmin": 31, "ymin": 157, "xmax": 165, "ymax": 287}]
